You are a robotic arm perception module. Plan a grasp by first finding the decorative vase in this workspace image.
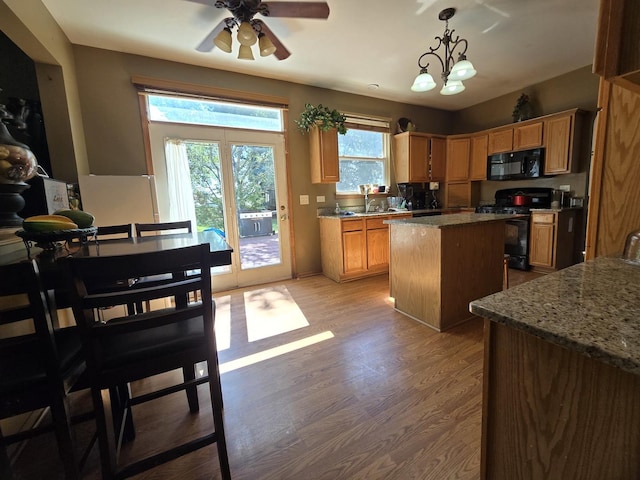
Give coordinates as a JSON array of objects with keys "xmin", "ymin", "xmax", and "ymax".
[{"xmin": 0, "ymin": 122, "xmax": 38, "ymax": 226}]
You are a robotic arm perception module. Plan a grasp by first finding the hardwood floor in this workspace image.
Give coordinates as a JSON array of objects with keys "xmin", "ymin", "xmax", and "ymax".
[{"xmin": 10, "ymin": 269, "xmax": 543, "ymax": 479}]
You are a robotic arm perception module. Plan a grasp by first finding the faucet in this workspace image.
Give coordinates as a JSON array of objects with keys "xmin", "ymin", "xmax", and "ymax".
[{"xmin": 365, "ymin": 195, "xmax": 376, "ymax": 213}]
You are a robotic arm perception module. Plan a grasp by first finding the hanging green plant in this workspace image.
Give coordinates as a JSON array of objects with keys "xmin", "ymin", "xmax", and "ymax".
[{"xmin": 295, "ymin": 103, "xmax": 347, "ymax": 134}]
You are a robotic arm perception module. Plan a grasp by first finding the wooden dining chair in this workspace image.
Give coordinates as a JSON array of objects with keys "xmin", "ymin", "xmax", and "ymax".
[
  {"xmin": 63, "ymin": 244, "xmax": 230, "ymax": 480},
  {"xmin": 97, "ymin": 224, "xmax": 133, "ymax": 239},
  {"xmin": 0, "ymin": 260, "xmax": 87, "ymax": 480},
  {"xmin": 134, "ymin": 220, "xmax": 192, "ymax": 237}
]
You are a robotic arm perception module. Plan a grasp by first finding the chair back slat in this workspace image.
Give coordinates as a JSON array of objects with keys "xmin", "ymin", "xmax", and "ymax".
[
  {"xmin": 135, "ymin": 220, "xmax": 192, "ymax": 237},
  {"xmin": 97, "ymin": 224, "xmax": 133, "ymax": 239}
]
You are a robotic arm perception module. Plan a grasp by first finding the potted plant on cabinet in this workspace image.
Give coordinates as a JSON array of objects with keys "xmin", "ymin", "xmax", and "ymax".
[
  {"xmin": 295, "ymin": 103, "xmax": 347, "ymax": 134},
  {"xmin": 295, "ymin": 104, "xmax": 346, "ymax": 184}
]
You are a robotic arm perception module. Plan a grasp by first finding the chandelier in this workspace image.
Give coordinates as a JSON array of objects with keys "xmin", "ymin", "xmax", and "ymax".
[
  {"xmin": 214, "ymin": 18, "xmax": 277, "ymax": 60},
  {"xmin": 411, "ymin": 8, "xmax": 477, "ymax": 96}
]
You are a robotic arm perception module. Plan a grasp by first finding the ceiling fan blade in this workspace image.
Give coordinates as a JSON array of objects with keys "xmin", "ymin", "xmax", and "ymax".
[
  {"xmin": 254, "ymin": 20, "xmax": 291, "ymax": 60},
  {"xmin": 195, "ymin": 19, "xmax": 227, "ymax": 52},
  {"xmin": 262, "ymin": 2, "xmax": 329, "ymax": 19}
]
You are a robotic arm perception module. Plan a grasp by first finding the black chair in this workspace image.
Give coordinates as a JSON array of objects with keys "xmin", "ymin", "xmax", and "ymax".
[
  {"xmin": 0, "ymin": 260, "xmax": 86, "ymax": 480},
  {"xmin": 97, "ymin": 224, "xmax": 133, "ymax": 239},
  {"xmin": 63, "ymin": 244, "xmax": 230, "ymax": 480},
  {"xmin": 135, "ymin": 220, "xmax": 192, "ymax": 237}
]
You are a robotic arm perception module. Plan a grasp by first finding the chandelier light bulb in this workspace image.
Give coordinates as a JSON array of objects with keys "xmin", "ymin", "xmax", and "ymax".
[
  {"xmin": 411, "ymin": 70, "xmax": 437, "ymax": 92},
  {"xmin": 258, "ymin": 33, "xmax": 277, "ymax": 56},
  {"xmin": 440, "ymin": 80, "xmax": 465, "ymax": 95},
  {"xmin": 449, "ymin": 56, "xmax": 477, "ymax": 81},
  {"xmin": 238, "ymin": 44, "xmax": 255, "ymax": 60}
]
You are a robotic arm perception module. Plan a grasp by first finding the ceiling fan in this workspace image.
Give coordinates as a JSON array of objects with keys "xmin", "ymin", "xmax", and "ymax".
[{"xmin": 189, "ymin": 0, "xmax": 330, "ymax": 60}]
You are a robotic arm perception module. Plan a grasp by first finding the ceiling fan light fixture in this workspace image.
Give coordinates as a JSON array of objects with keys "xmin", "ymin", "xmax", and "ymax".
[
  {"xmin": 258, "ymin": 33, "xmax": 277, "ymax": 57},
  {"xmin": 411, "ymin": 68, "xmax": 437, "ymax": 92},
  {"xmin": 440, "ymin": 80, "xmax": 465, "ymax": 96},
  {"xmin": 449, "ymin": 55, "xmax": 477, "ymax": 81},
  {"xmin": 238, "ymin": 44, "xmax": 255, "ymax": 60},
  {"xmin": 213, "ymin": 27, "xmax": 233, "ymax": 53},
  {"xmin": 237, "ymin": 21, "xmax": 257, "ymax": 46}
]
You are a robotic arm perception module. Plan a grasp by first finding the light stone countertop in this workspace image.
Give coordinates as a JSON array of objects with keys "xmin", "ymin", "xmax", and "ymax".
[
  {"xmin": 317, "ymin": 208, "xmax": 467, "ymax": 219},
  {"xmin": 470, "ymin": 256, "xmax": 640, "ymax": 375},
  {"xmin": 383, "ymin": 212, "xmax": 522, "ymax": 228}
]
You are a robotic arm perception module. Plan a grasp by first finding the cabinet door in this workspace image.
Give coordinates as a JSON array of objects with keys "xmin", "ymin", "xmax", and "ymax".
[
  {"xmin": 529, "ymin": 216, "xmax": 555, "ymax": 267},
  {"xmin": 393, "ymin": 133, "xmax": 429, "ymax": 183},
  {"xmin": 429, "ymin": 137, "xmax": 446, "ymax": 181},
  {"xmin": 310, "ymin": 127, "xmax": 339, "ymax": 183},
  {"xmin": 366, "ymin": 228, "xmax": 389, "ymax": 270},
  {"xmin": 514, "ymin": 122, "xmax": 543, "ymax": 150},
  {"xmin": 446, "ymin": 137, "xmax": 470, "ymax": 181},
  {"xmin": 446, "ymin": 182, "xmax": 471, "ymax": 207},
  {"xmin": 488, "ymin": 129, "xmax": 513, "ymax": 154},
  {"xmin": 343, "ymin": 230, "xmax": 366, "ymax": 273},
  {"xmin": 469, "ymin": 135, "xmax": 488, "ymax": 180},
  {"xmin": 544, "ymin": 115, "xmax": 573, "ymax": 174}
]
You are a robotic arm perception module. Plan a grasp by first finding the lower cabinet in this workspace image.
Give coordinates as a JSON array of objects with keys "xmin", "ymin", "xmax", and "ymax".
[
  {"xmin": 319, "ymin": 214, "xmax": 409, "ymax": 282},
  {"xmin": 529, "ymin": 210, "xmax": 577, "ymax": 272}
]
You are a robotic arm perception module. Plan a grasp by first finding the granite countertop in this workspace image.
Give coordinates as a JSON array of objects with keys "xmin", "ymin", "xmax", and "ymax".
[
  {"xmin": 529, "ymin": 206, "xmax": 584, "ymax": 213},
  {"xmin": 317, "ymin": 208, "xmax": 464, "ymax": 219},
  {"xmin": 470, "ymin": 257, "xmax": 640, "ymax": 376},
  {"xmin": 383, "ymin": 212, "xmax": 522, "ymax": 228}
]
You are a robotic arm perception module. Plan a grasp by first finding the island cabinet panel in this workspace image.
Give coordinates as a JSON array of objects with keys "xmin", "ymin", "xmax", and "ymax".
[
  {"xmin": 487, "ymin": 129, "xmax": 513, "ymax": 154},
  {"xmin": 309, "ymin": 126, "xmax": 339, "ymax": 183},
  {"xmin": 389, "ymin": 220, "xmax": 504, "ymax": 331},
  {"xmin": 469, "ymin": 134, "xmax": 488, "ymax": 181},
  {"xmin": 482, "ymin": 320, "xmax": 640, "ymax": 480}
]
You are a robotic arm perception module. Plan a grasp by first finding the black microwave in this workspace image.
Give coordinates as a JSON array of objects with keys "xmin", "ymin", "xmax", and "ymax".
[{"xmin": 487, "ymin": 148, "xmax": 544, "ymax": 181}]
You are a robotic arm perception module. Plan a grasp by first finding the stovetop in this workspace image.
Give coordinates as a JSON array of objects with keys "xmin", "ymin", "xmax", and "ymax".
[
  {"xmin": 476, "ymin": 205, "xmax": 531, "ymax": 215},
  {"xmin": 476, "ymin": 187, "xmax": 554, "ymax": 214}
]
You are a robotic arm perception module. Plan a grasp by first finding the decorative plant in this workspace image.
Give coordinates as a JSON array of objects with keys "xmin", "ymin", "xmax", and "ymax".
[
  {"xmin": 512, "ymin": 93, "xmax": 532, "ymax": 122},
  {"xmin": 295, "ymin": 103, "xmax": 347, "ymax": 134}
]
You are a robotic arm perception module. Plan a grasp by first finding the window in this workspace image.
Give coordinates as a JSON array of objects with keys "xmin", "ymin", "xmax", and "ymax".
[
  {"xmin": 336, "ymin": 116, "xmax": 390, "ymax": 194},
  {"xmin": 147, "ymin": 94, "xmax": 284, "ymax": 132}
]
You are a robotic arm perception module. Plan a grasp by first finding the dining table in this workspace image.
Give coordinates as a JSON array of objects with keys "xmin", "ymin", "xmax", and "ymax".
[{"xmin": 0, "ymin": 229, "xmax": 233, "ymax": 293}]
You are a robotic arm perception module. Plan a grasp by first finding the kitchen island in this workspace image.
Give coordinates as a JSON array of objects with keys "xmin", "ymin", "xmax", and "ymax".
[
  {"xmin": 470, "ymin": 257, "xmax": 640, "ymax": 480},
  {"xmin": 385, "ymin": 212, "xmax": 517, "ymax": 331}
]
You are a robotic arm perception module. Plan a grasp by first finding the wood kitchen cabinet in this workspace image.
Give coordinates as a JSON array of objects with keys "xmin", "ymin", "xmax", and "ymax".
[
  {"xmin": 529, "ymin": 209, "xmax": 577, "ymax": 272},
  {"xmin": 445, "ymin": 181, "xmax": 479, "ymax": 208},
  {"xmin": 593, "ymin": 0, "xmax": 640, "ymax": 96},
  {"xmin": 469, "ymin": 134, "xmax": 488, "ymax": 180},
  {"xmin": 543, "ymin": 111, "xmax": 583, "ymax": 175},
  {"xmin": 488, "ymin": 122, "xmax": 543, "ymax": 155},
  {"xmin": 446, "ymin": 137, "xmax": 470, "ymax": 181},
  {"xmin": 393, "ymin": 132, "xmax": 445, "ymax": 183},
  {"xmin": 319, "ymin": 214, "xmax": 410, "ymax": 282},
  {"xmin": 487, "ymin": 129, "xmax": 513, "ymax": 154},
  {"xmin": 309, "ymin": 126, "xmax": 339, "ymax": 184}
]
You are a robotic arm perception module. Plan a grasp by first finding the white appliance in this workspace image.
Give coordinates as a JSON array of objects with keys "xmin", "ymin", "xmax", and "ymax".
[{"xmin": 78, "ymin": 175, "xmax": 159, "ymax": 227}]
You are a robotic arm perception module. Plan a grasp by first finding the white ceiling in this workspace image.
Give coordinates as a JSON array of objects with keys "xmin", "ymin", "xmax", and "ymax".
[{"xmin": 40, "ymin": 0, "xmax": 600, "ymax": 111}]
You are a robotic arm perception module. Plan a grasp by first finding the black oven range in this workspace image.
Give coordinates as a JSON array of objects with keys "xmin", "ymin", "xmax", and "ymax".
[{"xmin": 475, "ymin": 187, "xmax": 554, "ymax": 270}]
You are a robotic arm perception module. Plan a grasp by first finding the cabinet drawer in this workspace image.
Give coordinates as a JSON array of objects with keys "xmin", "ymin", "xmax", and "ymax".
[
  {"xmin": 341, "ymin": 219, "xmax": 364, "ymax": 232},
  {"xmin": 366, "ymin": 217, "xmax": 388, "ymax": 230},
  {"xmin": 532, "ymin": 213, "xmax": 555, "ymax": 224}
]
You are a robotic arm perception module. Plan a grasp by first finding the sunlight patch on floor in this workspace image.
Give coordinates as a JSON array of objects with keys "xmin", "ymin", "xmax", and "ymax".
[
  {"xmin": 244, "ymin": 285, "xmax": 309, "ymax": 341},
  {"xmin": 218, "ymin": 331, "xmax": 335, "ymax": 374},
  {"xmin": 214, "ymin": 294, "xmax": 231, "ymax": 351}
]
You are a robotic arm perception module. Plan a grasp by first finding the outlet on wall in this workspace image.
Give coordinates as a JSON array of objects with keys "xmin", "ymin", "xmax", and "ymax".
[
  {"xmin": 316, "ymin": 195, "xmax": 325, "ymax": 203},
  {"xmin": 300, "ymin": 195, "xmax": 309, "ymax": 205},
  {"xmin": 558, "ymin": 185, "xmax": 571, "ymax": 191}
]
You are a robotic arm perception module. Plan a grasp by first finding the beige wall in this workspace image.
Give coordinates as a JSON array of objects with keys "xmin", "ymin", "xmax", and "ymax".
[{"xmin": 71, "ymin": 45, "xmax": 453, "ymax": 276}]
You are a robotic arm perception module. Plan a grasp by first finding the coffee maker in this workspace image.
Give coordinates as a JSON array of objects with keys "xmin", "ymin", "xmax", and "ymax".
[{"xmin": 397, "ymin": 183, "xmax": 427, "ymax": 210}]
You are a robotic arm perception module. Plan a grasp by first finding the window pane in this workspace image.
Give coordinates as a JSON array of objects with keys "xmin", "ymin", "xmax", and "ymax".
[
  {"xmin": 337, "ymin": 160, "xmax": 385, "ymax": 193},
  {"xmin": 147, "ymin": 95, "xmax": 283, "ymax": 131},
  {"xmin": 338, "ymin": 130, "xmax": 383, "ymax": 158}
]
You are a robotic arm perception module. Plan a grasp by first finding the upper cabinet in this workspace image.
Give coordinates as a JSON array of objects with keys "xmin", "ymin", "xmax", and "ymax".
[
  {"xmin": 446, "ymin": 137, "xmax": 471, "ymax": 182},
  {"xmin": 469, "ymin": 134, "xmax": 488, "ymax": 181},
  {"xmin": 394, "ymin": 132, "xmax": 445, "ymax": 183},
  {"xmin": 594, "ymin": 0, "xmax": 640, "ymax": 96},
  {"xmin": 309, "ymin": 126, "xmax": 339, "ymax": 184},
  {"xmin": 488, "ymin": 122, "xmax": 543, "ymax": 155},
  {"xmin": 543, "ymin": 110, "xmax": 583, "ymax": 175}
]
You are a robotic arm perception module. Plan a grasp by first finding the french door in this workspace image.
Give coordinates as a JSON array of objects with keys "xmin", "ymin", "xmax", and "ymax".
[{"xmin": 149, "ymin": 122, "xmax": 291, "ymax": 290}]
